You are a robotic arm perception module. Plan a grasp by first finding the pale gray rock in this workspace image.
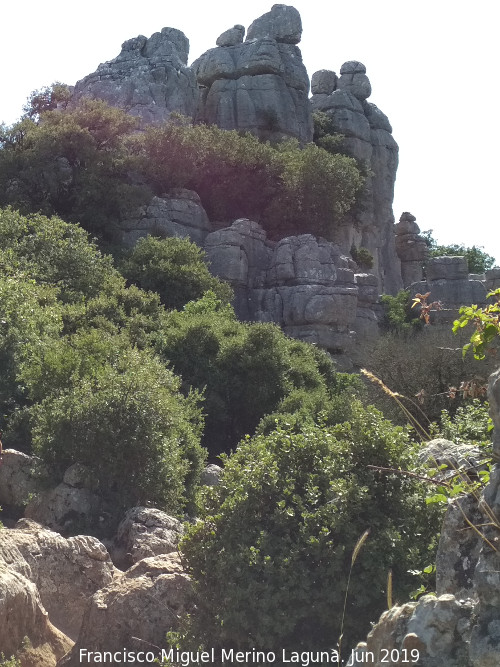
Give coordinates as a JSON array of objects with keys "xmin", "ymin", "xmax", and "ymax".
[
  {"xmin": 1, "ymin": 518, "xmax": 115, "ymax": 641},
  {"xmin": 119, "ymin": 190, "xmax": 212, "ymax": 247},
  {"xmin": 338, "ymin": 60, "xmax": 372, "ymax": 100},
  {"xmin": 427, "ymin": 256, "xmax": 469, "ymax": 281},
  {"xmin": 419, "ymin": 438, "xmax": 486, "ymax": 479},
  {"xmin": 204, "ymin": 220, "xmax": 362, "ymax": 356},
  {"xmin": 72, "ymin": 27, "xmax": 199, "ymax": 125},
  {"xmin": 193, "ymin": 7, "xmax": 312, "ymax": 142},
  {"xmin": 485, "ymin": 268, "xmax": 500, "ymax": 292},
  {"xmin": 488, "ymin": 368, "xmax": 500, "ymax": 460},
  {"xmin": 200, "ymin": 464, "xmax": 222, "ymax": 486},
  {"xmin": 216, "ymin": 24, "xmax": 245, "ymax": 46},
  {"xmin": 0, "ymin": 449, "xmax": 47, "ymax": 508},
  {"xmin": 310, "ymin": 67, "xmax": 400, "ymax": 294},
  {"xmin": 356, "ymin": 594, "xmax": 474, "ymax": 666},
  {"xmin": 111, "ymin": 507, "xmax": 184, "ymax": 569},
  {"xmin": 25, "ymin": 482, "xmax": 101, "ymax": 535},
  {"xmin": 0, "ymin": 565, "xmax": 72, "ymax": 662},
  {"xmin": 59, "ymin": 553, "xmax": 192, "ymax": 665},
  {"xmin": 246, "ymin": 4, "xmax": 302, "ymax": 44},
  {"xmin": 311, "ymin": 69, "xmax": 337, "ymax": 94},
  {"xmin": 436, "ymin": 495, "xmax": 484, "ymax": 599}
]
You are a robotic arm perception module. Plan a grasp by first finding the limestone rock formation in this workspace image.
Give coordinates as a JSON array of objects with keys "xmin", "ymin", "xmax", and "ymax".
[
  {"xmin": 0, "ymin": 448, "xmax": 45, "ymax": 509},
  {"xmin": 193, "ymin": 5, "xmax": 313, "ymax": 143},
  {"xmin": 72, "ymin": 28, "xmax": 199, "ymax": 125},
  {"xmin": 1, "ymin": 518, "xmax": 116, "ymax": 641},
  {"xmin": 310, "ymin": 63, "xmax": 400, "ymax": 293},
  {"xmin": 111, "ymin": 507, "xmax": 184, "ymax": 569},
  {"xmin": 216, "ymin": 25, "xmax": 245, "ymax": 47},
  {"xmin": 59, "ymin": 553, "xmax": 192, "ymax": 666},
  {"xmin": 200, "ymin": 463, "xmax": 223, "ymax": 486},
  {"xmin": 119, "ymin": 189, "xmax": 212, "ymax": 247},
  {"xmin": 394, "ymin": 212, "xmax": 429, "ymax": 287},
  {"xmin": 410, "ymin": 256, "xmax": 488, "ymax": 325},
  {"xmin": 25, "ymin": 463, "xmax": 101, "ymax": 535},
  {"xmin": 0, "ymin": 566, "xmax": 72, "ymax": 665},
  {"xmin": 204, "ymin": 219, "xmax": 378, "ymax": 360}
]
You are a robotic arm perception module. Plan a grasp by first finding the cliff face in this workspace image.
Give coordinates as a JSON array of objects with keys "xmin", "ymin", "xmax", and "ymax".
[
  {"xmin": 311, "ymin": 62, "xmax": 401, "ymax": 294},
  {"xmin": 70, "ymin": 4, "xmax": 410, "ymax": 360}
]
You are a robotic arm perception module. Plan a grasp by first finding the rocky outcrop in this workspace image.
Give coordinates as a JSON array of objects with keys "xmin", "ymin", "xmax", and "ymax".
[
  {"xmin": 394, "ymin": 212, "xmax": 429, "ymax": 287},
  {"xmin": 1, "ymin": 519, "xmax": 116, "ymax": 641},
  {"xmin": 410, "ymin": 256, "xmax": 488, "ymax": 325},
  {"xmin": 0, "ymin": 449, "xmax": 45, "ymax": 510},
  {"xmin": 310, "ymin": 63, "xmax": 400, "ymax": 293},
  {"xmin": 59, "ymin": 553, "xmax": 192, "ymax": 666},
  {"xmin": 0, "ymin": 566, "xmax": 72, "ymax": 666},
  {"xmin": 111, "ymin": 507, "xmax": 184, "ymax": 569},
  {"xmin": 193, "ymin": 5, "xmax": 313, "ymax": 143},
  {"xmin": 72, "ymin": 28, "xmax": 199, "ymax": 125},
  {"xmin": 25, "ymin": 463, "xmax": 102, "ymax": 535},
  {"xmin": 200, "ymin": 464, "xmax": 222, "ymax": 486},
  {"xmin": 118, "ymin": 189, "xmax": 212, "ymax": 247},
  {"xmin": 204, "ymin": 219, "xmax": 377, "ymax": 361}
]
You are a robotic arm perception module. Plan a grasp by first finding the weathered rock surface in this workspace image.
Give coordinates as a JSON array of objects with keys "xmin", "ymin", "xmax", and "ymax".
[
  {"xmin": 1, "ymin": 519, "xmax": 116, "ymax": 640},
  {"xmin": 204, "ymin": 219, "xmax": 375, "ymax": 358},
  {"xmin": 0, "ymin": 449, "xmax": 45, "ymax": 509},
  {"xmin": 394, "ymin": 212, "xmax": 429, "ymax": 287},
  {"xmin": 419, "ymin": 438, "xmax": 487, "ymax": 480},
  {"xmin": 200, "ymin": 464, "xmax": 222, "ymax": 486},
  {"xmin": 0, "ymin": 565, "xmax": 72, "ymax": 665},
  {"xmin": 72, "ymin": 28, "xmax": 199, "ymax": 125},
  {"xmin": 193, "ymin": 5, "xmax": 312, "ymax": 142},
  {"xmin": 410, "ymin": 256, "xmax": 488, "ymax": 325},
  {"xmin": 119, "ymin": 189, "xmax": 212, "ymax": 247},
  {"xmin": 310, "ymin": 63, "xmax": 400, "ymax": 294},
  {"xmin": 111, "ymin": 507, "xmax": 184, "ymax": 569},
  {"xmin": 216, "ymin": 25, "xmax": 245, "ymax": 47},
  {"xmin": 25, "ymin": 463, "xmax": 101, "ymax": 535},
  {"xmin": 59, "ymin": 553, "xmax": 192, "ymax": 666}
]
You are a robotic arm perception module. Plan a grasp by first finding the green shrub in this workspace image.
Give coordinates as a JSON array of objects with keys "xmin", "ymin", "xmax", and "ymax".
[
  {"xmin": 0, "ymin": 207, "xmax": 117, "ymax": 302},
  {"xmin": 30, "ymin": 347, "xmax": 205, "ymax": 514},
  {"xmin": 118, "ymin": 236, "xmax": 233, "ymax": 311},
  {"xmin": 379, "ymin": 290, "xmax": 421, "ymax": 333},
  {"xmin": 180, "ymin": 402, "xmax": 440, "ymax": 655},
  {"xmin": 350, "ymin": 245, "xmax": 374, "ymax": 270},
  {"xmin": 155, "ymin": 299, "xmax": 350, "ymax": 455}
]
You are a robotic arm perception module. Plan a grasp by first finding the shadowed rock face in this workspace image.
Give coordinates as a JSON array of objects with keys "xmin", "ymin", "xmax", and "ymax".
[
  {"xmin": 72, "ymin": 27, "xmax": 199, "ymax": 125},
  {"xmin": 310, "ymin": 63, "xmax": 401, "ymax": 294},
  {"xmin": 193, "ymin": 5, "xmax": 313, "ymax": 143}
]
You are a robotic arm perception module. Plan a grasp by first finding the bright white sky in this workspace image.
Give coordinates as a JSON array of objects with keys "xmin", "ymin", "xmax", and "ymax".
[{"xmin": 2, "ymin": 1, "xmax": 498, "ymax": 263}]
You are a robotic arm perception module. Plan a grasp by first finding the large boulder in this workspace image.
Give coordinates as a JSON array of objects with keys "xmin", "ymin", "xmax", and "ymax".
[
  {"xmin": 59, "ymin": 553, "xmax": 192, "ymax": 666},
  {"xmin": 0, "ymin": 449, "xmax": 46, "ymax": 509},
  {"xmin": 72, "ymin": 28, "xmax": 199, "ymax": 125},
  {"xmin": 394, "ymin": 212, "xmax": 429, "ymax": 287},
  {"xmin": 204, "ymin": 219, "xmax": 371, "ymax": 359},
  {"xmin": 193, "ymin": 6, "xmax": 312, "ymax": 143},
  {"xmin": 111, "ymin": 507, "xmax": 184, "ymax": 569},
  {"xmin": 0, "ymin": 566, "xmax": 72, "ymax": 665},
  {"xmin": 118, "ymin": 190, "xmax": 212, "ymax": 247},
  {"xmin": 1, "ymin": 519, "xmax": 116, "ymax": 640}
]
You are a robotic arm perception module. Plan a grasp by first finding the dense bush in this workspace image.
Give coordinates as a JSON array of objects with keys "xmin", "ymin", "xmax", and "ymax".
[
  {"xmin": 155, "ymin": 295, "xmax": 352, "ymax": 455},
  {"xmin": 0, "ymin": 100, "xmax": 149, "ymax": 238},
  {"xmin": 119, "ymin": 236, "xmax": 233, "ymax": 311},
  {"xmin": 30, "ymin": 347, "xmax": 204, "ymax": 513},
  {"xmin": 0, "ymin": 274, "xmax": 62, "ymax": 431},
  {"xmin": 181, "ymin": 402, "xmax": 440, "ymax": 655},
  {"xmin": 0, "ymin": 207, "xmax": 116, "ymax": 302}
]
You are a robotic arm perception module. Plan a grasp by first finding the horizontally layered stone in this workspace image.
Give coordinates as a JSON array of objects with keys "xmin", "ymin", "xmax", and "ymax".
[
  {"xmin": 119, "ymin": 190, "xmax": 212, "ymax": 247},
  {"xmin": 394, "ymin": 212, "xmax": 429, "ymax": 286},
  {"xmin": 193, "ymin": 6, "xmax": 312, "ymax": 142}
]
